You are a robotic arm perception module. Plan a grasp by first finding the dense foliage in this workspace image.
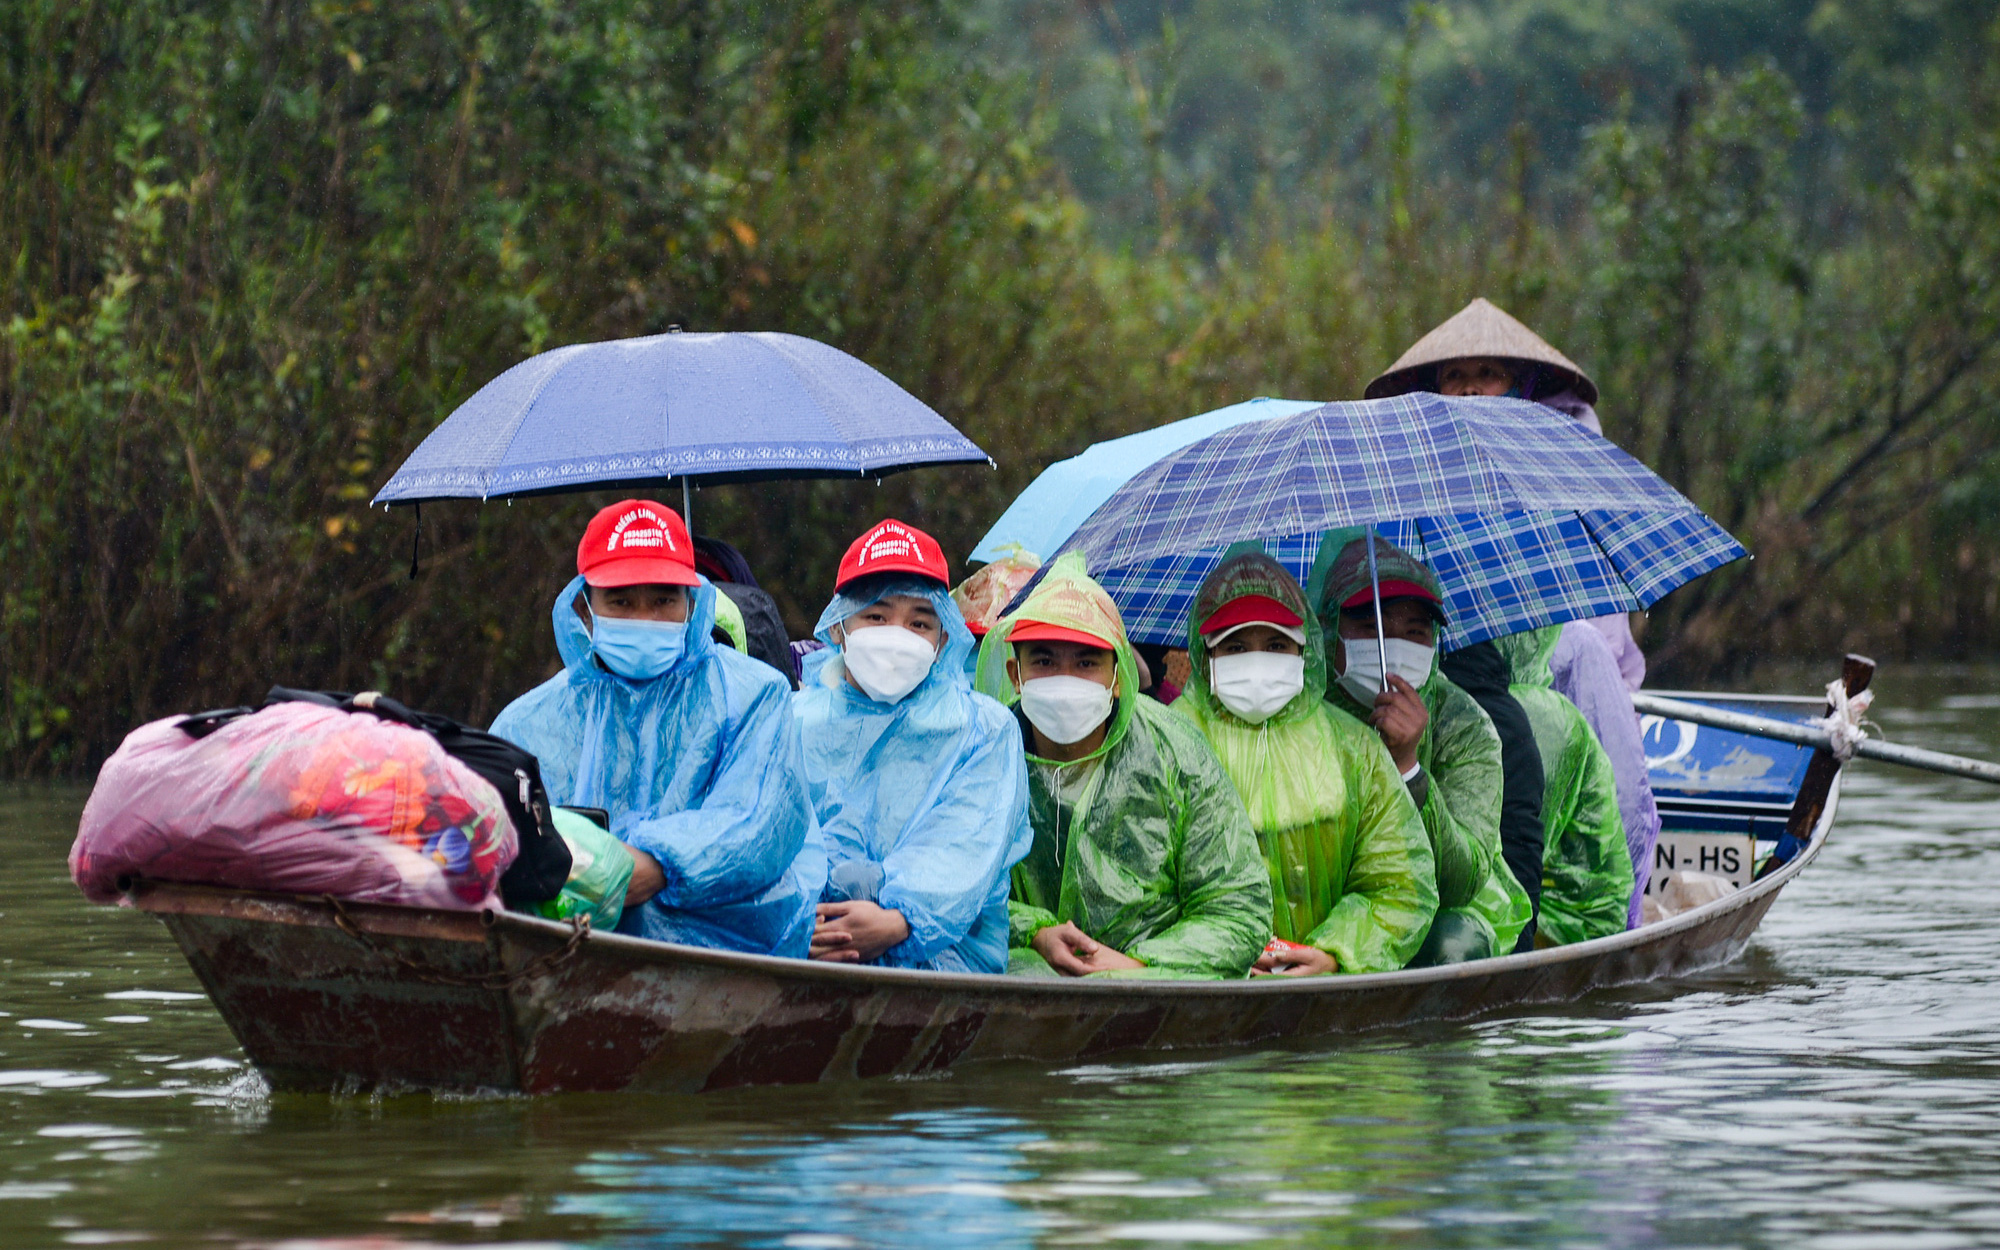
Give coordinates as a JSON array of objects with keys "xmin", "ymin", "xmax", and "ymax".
[{"xmin": 3, "ymin": 0, "xmax": 1997, "ymax": 772}]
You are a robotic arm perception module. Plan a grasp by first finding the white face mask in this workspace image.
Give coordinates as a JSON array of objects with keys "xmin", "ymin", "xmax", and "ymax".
[
  {"xmin": 1335, "ymin": 636, "xmax": 1436, "ymax": 705},
  {"xmin": 1018, "ymin": 676, "xmax": 1114, "ymax": 746},
  {"xmin": 841, "ymin": 625, "xmax": 938, "ymax": 704},
  {"xmin": 1210, "ymin": 651, "xmax": 1306, "ymax": 724}
]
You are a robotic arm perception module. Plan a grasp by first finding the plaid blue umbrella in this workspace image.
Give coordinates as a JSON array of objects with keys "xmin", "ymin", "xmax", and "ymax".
[
  {"xmin": 1038, "ymin": 393, "xmax": 1747, "ymax": 650},
  {"xmin": 969, "ymin": 397, "xmax": 1321, "ymax": 563}
]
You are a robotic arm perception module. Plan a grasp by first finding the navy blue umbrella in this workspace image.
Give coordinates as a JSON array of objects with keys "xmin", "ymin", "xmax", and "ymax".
[{"xmin": 373, "ymin": 331, "xmax": 990, "ymax": 513}]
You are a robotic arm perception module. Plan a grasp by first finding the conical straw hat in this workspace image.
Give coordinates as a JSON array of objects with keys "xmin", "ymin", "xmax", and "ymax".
[{"xmin": 1364, "ymin": 297, "xmax": 1598, "ymax": 404}]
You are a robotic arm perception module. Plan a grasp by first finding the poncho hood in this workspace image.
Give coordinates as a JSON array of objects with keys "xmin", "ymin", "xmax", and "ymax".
[
  {"xmin": 1493, "ymin": 625, "xmax": 1562, "ymax": 690},
  {"xmin": 810, "ymin": 573, "xmax": 978, "ymax": 706},
  {"xmin": 1306, "ymin": 528, "xmax": 1445, "ymax": 704},
  {"xmin": 1183, "ymin": 546, "xmax": 1326, "ymax": 728},
  {"xmin": 553, "ymin": 573, "xmax": 720, "ymax": 684},
  {"xmin": 1306, "ymin": 528, "xmax": 1446, "ymax": 624},
  {"xmin": 975, "ymin": 552, "xmax": 1141, "ymax": 764}
]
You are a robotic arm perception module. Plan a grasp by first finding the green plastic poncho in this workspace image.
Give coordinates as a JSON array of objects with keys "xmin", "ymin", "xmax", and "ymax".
[
  {"xmin": 1171, "ymin": 549, "xmax": 1438, "ymax": 973},
  {"xmin": 1307, "ymin": 531, "xmax": 1533, "ymax": 958},
  {"xmin": 1492, "ymin": 627, "xmax": 1634, "ymax": 945},
  {"xmin": 711, "ymin": 591, "xmax": 748, "ymax": 654},
  {"xmin": 974, "ymin": 555, "xmax": 1272, "ymax": 979}
]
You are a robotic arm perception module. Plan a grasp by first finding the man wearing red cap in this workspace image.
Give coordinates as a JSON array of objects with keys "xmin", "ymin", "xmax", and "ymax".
[
  {"xmin": 491, "ymin": 500, "xmax": 821, "ymax": 957},
  {"xmin": 1173, "ymin": 547, "xmax": 1438, "ymax": 975},
  {"xmin": 1306, "ymin": 530, "xmax": 1534, "ymax": 963},
  {"xmin": 790, "ymin": 519, "xmax": 1032, "ymax": 973},
  {"xmin": 973, "ymin": 553, "xmax": 1271, "ymax": 979}
]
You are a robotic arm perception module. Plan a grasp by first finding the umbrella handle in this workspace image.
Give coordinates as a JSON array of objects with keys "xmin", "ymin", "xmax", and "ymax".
[{"xmin": 1365, "ymin": 523, "xmax": 1388, "ymax": 683}]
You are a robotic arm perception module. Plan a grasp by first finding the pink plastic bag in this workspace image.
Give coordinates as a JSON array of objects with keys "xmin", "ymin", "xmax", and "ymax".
[{"xmin": 72, "ymin": 702, "xmax": 517, "ymax": 910}]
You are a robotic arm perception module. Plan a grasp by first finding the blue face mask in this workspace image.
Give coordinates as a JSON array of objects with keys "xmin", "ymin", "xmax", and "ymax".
[{"xmin": 590, "ymin": 614, "xmax": 687, "ymax": 680}]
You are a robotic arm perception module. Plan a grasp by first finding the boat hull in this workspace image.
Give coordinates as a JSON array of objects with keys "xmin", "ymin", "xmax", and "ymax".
[{"xmin": 127, "ymin": 793, "xmax": 1832, "ymax": 1096}]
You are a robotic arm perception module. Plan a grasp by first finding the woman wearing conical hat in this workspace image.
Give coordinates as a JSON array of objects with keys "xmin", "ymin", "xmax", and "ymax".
[
  {"xmin": 1364, "ymin": 296, "xmax": 1605, "ymax": 435},
  {"xmin": 1365, "ymin": 298, "xmax": 1662, "ymax": 929}
]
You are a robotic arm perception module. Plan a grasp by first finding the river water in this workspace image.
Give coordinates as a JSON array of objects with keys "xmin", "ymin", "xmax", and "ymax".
[{"xmin": 4, "ymin": 666, "xmax": 1999, "ymax": 1249}]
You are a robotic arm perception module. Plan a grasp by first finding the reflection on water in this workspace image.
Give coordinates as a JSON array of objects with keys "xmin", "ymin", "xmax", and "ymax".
[{"xmin": 3, "ymin": 666, "xmax": 2000, "ymax": 1248}]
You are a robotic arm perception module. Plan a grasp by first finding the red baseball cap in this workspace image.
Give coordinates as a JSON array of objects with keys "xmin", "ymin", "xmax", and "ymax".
[
  {"xmin": 1009, "ymin": 620, "xmax": 1116, "ymax": 650},
  {"xmin": 1199, "ymin": 594, "xmax": 1305, "ymax": 636},
  {"xmin": 1341, "ymin": 580, "xmax": 1446, "ymax": 621},
  {"xmin": 577, "ymin": 500, "xmax": 701, "ymax": 588},
  {"xmin": 836, "ymin": 519, "xmax": 949, "ymax": 590}
]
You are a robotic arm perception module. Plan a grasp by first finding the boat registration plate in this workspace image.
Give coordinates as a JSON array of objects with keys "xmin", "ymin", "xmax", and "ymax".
[{"xmin": 1645, "ymin": 832, "xmax": 1760, "ymax": 894}]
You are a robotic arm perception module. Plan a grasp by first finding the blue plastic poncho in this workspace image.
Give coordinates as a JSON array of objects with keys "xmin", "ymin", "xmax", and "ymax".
[
  {"xmin": 792, "ymin": 576, "xmax": 1032, "ymax": 973},
  {"xmin": 491, "ymin": 576, "xmax": 822, "ymax": 956}
]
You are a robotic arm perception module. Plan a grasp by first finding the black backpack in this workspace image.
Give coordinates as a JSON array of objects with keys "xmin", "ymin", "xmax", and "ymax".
[
  {"xmin": 715, "ymin": 581, "xmax": 801, "ymax": 688},
  {"xmin": 178, "ymin": 687, "xmax": 572, "ymax": 905}
]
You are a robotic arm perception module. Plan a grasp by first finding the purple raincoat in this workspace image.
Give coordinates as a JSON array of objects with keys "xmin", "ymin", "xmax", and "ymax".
[{"xmin": 1550, "ymin": 620, "xmax": 1659, "ymax": 927}]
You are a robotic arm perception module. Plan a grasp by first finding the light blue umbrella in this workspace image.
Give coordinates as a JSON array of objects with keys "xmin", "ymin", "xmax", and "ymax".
[{"xmin": 968, "ymin": 397, "xmax": 1320, "ymax": 564}]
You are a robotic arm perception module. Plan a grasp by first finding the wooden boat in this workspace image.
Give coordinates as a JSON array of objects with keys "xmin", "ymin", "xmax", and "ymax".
[{"xmin": 121, "ymin": 689, "xmax": 1851, "ymax": 1096}]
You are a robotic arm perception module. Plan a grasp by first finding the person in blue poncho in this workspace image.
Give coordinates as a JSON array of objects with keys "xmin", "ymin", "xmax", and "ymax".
[
  {"xmin": 791, "ymin": 519, "xmax": 1032, "ymax": 973},
  {"xmin": 491, "ymin": 499, "xmax": 822, "ymax": 957}
]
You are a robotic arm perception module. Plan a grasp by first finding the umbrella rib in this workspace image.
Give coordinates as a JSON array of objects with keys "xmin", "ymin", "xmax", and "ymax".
[
  {"xmin": 1410, "ymin": 514, "xmax": 1434, "ymax": 567},
  {"xmin": 662, "ymin": 336, "xmax": 677, "ymax": 486},
  {"xmin": 492, "ymin": 344, "xmax": 596, "ymax": 497},
  {"xmin": 1574, "ymin": 507, "xmax": 1643, "ymax": 611},
  {"xmin": 755, "ymin": 333, "xmax": 865, "ymax": 472},
  {"xmin": 1410, "ymin": 515, "xmax": 1455, "ymax": 645}
]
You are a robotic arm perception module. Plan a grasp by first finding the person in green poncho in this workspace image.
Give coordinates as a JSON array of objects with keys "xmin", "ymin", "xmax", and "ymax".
[
  {"xmin": 1172, "ymin": 548, "xmax": 1438, "ymax": 975},
  {"xmin": 972, "ymin": 554, "xmax": 1272, "ymax": 979},
  {"xmin": 1305, "ymin": 531, "xmax": 1534, "ymax": 964},
  {"xmin": 1492, "ymin": 626, "xmax": 1634, "ymax": 945}
]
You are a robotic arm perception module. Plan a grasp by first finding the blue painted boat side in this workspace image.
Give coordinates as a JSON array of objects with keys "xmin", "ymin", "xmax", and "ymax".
[{"xmin": 1643, "ymin": 692, "xmax": 1823, "ymax": 838}]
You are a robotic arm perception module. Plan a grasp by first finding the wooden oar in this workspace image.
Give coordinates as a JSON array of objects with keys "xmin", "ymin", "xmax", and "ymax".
[{"xmin": 1631, "ymin": 666, "xmax": 2000, "ymax": 787}]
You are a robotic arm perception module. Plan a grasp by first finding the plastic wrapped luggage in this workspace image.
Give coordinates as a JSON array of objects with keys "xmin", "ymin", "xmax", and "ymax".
[{"xmin": 72, "ymin": 701, "xmax": 517, "ymax": 909}]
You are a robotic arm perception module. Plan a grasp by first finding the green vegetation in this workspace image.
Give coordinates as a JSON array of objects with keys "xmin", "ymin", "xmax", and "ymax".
[{"xmin": 4, "ymin": 1, "xmax": 1998, "ymax": 772}]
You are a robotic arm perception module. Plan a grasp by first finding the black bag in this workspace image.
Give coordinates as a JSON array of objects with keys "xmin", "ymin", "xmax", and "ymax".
[
  {"xmin": 179, "ymin": 688, "xmax": 572, "ymax": 905},
  {"xmin": 715, "ymin": 581, "xmax": 801, "ymax": 688}
]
